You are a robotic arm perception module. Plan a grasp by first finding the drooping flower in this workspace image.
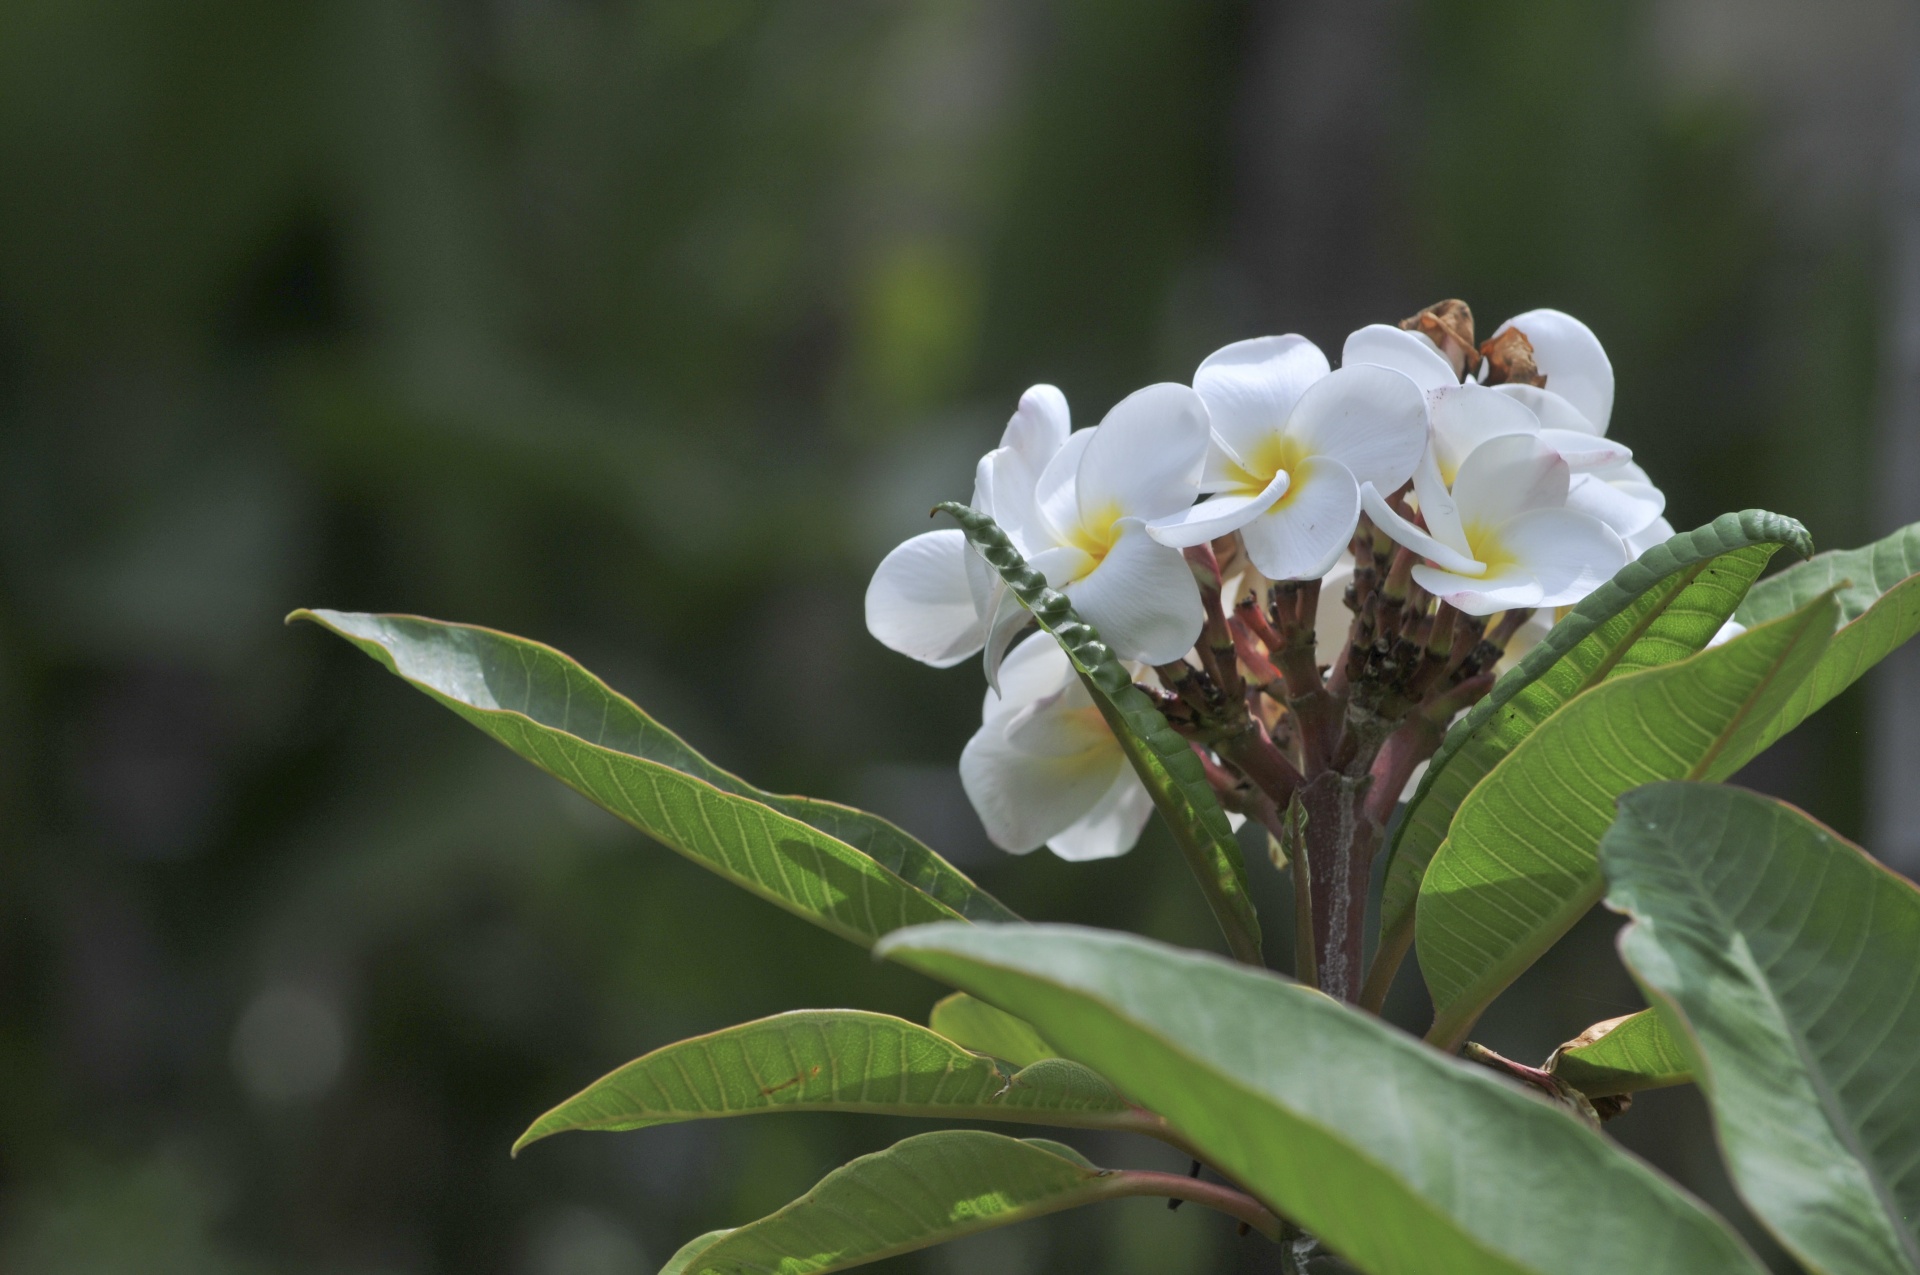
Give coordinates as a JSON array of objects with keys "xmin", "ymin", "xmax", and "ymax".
[
  {"xmin": 867, "ymin": 381, "xmax": 1212, "ymax": 670},
  {"xmin": 1362, "ymin": 432, "xmax": 1628, "ymax": 616},
  {"xmin": 1146, "ymin": 335, "xmax": 1430, "ymax": 580},
  {"xmin": 865, "ymin": 385, "xmax": 1069, "ymax": 668},
  {"xmin": 959, "ymin": 633, "xmax": 1153, "ymax": 861}
]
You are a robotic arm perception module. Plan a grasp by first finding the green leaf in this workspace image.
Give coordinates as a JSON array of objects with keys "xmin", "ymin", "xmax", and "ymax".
[
  {"xmin": 1546, "ymin": 1010, "xmax": 1693, "ymax": 1098},
  {"xmin": 929, "ymin": 992, "xmax": 1057, "ymax": 1067},
  {"xmin": 935, "ymin": 502, "xmax": 1261, "ymax": 965},
  {"xmin": 658, "ymin": 1129, "xmax": 1278, "ymax": 1275},
  {"xmin": 511, "ymin": 1009, "xmax": 1146, "ymax": 1156},
  {"xmin": 290, "ymin": 610, "xmax": 1016, "ymax": 947},
  {"xmin": 1732, "ymin": 519, "xmax": 1920, "ymax": 754},
  {"xmin": 1603, "ymin": 783, "xmax": 1920, "ymax": 1275},
  {"xmin": 1417, "ymin": 591, "xmax": 1837, "ymax": 1049},
  {"xmin": 1367, "ymin": 512, "xmax": 1809, "ymax": 1007},
  {"xmin": 878, "ymin": 922, "xmax": 1767, "ymax": 1275}
]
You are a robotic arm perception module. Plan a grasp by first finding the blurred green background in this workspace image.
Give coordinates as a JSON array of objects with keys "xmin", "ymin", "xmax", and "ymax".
[{"xmin": 1, "ymin": 2, "xmax": 1912, "ymax": 1272}]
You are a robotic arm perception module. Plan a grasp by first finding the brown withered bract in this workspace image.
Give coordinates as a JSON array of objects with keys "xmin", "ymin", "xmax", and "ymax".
[
  {"xmin": 1398, "ymin": 299, "xmax": 1479, "ymax": 380},
  {"xmin": 1478, "ymin": 325, "xmax": 1547, "ymax": 388}
]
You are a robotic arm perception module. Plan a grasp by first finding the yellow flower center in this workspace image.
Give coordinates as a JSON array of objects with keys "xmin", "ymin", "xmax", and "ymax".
[
  {"xmin": 1462, "ymin": 522, "xmax": 1520, "ymax": 577},
  {"xmin": 1062, "ymin": 500, "xmax": 1125, "ymax": 563}
]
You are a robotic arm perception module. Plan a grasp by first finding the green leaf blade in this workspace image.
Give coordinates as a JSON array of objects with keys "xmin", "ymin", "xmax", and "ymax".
[
  {"xmin": 879, "ymin": 922, "xmax": 1766, "ymax": 1275},
  {"xmin": 1371, "ymin": 512, "xmax": 1808, "ymax": 1001},
  {"xmin": 934, "ymin": 503, "xmax": 1261, "ymax": 964},
  {"xmin": 1603, "ymin": 783, "xmax": 1920, "ymax": 1275},
  {"xmin": 512, "ymin": 1010, "xmax": 1139, "ymax": 1155},
  {"xmin": 1417, "ymin": 592, "xmax": 1837, "ymax": 1048},
  {"xmin": 292, "ymin": 610, "xmax": 1016, "ymax": 946},
  {"xmin": 1734, "ymin": 519, "xmax": 1920, "ymax": 754},
  {"xmin": 1547, "ymin": 1010, "xmax": 1694, "ymax": 1097}
]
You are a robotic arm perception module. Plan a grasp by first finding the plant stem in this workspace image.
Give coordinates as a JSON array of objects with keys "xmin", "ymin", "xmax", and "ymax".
[{"xmin": 1099, "ymin": 1171, "xmax": 1284, "ymax": 1240}]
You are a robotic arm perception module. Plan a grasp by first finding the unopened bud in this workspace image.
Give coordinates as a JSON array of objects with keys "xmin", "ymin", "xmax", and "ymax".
[
  {"xmin": 1479, "ymin": 326, "xmax": 1546, "ymax": 388},
  {"xmin": 1399, "ymin": 299, "xmax": 1478, "ymax": 380}
]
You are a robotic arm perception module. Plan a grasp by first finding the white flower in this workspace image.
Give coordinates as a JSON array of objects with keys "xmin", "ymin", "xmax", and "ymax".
[
  {"xmin": 866, "ymin": 385, "xmax": 1069, "ymax": 668},
  {"xmin": 1362, "ymin": 432, "xmax": 1628, "ymax": 617},
  {"xmin": 1146, "ymin": 334, "xmax": 1430, "ymax": 581},
  {"xmin": 959, "ymin": 633, "xmax": 1154, "ymax": 861},
  {"xmin": 1484, "ymin": 309, "xmax": 1615, "ymax": 436},
  {"xmin": 1622, "ymin": 514, "xmax": 1676, "ymax": 557}
]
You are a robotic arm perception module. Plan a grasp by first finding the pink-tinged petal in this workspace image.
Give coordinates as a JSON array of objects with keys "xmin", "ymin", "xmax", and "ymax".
[
  {"xmin": 1492, "ymin": 309, "xmax": 1613, "ymax": 433},
  {"xmin": 1625, "ymin": 516, "xmax": 1677, "ymax": 558},
  {"xmin": 1034, "ymin": 427, "xmax": 1095, "ymax": 547},
  {"xmin": 1194, "ymin": 335, "xmax": 1331, "ymax": 466},
  {"xmin": 1147, "ymin": 470, "xmax": 1291, "ymax": 549},
  {"xmin": 1567, "ymin": 471, "xmax": 1666, "ymax": 538},
  {"xmin": 1062, "ymin": 518, "xmax": 1204, "ymax": 664},
  {"xmin": 982, "ymin": 632, "xmax": 1076, "ymax": 721},
  {"xmin": 1489, "ymin": 383, "xmax": 1599, "ymax": 436},
  {"xmin": 1537, "ymin": 428, "xmax": 1631, "ymax": 473},
  {"xmin": 1240, "ymin": 455, "xmax": 1363, "ymax": 581},
  {"xmin": 1342, "ymin": 323, "xmax": 1458, "ymax": 393},
  {"xmin": 1451, "ymin": 433, "xmax": 1569, "ymax": 529},
  {"xmin": 1411, "ymin": 562, "xmax": 1547, "ymax": 616},
  {"xmin": 960, "ymin": 709, "xmax": 1125, "ymax": 854},
  {"xmin": 1499, "ymin": 506, "xmax": 1628, "ymax": 608},
  {"xmin": 1047, "ymin": 768, "xmax": 1155, "ymax": 861},
  {"xmin": 1284, "ymin": 364, "xmax": 1430, "ymax": 492},
  {"xmin": 865, "ymin": 529, "xmax": 986, "ymax": 667},
  {"xmin": 1428, "ymin": 383, "xmax": 1540, "ymax": 484},
  {"xmin": 1074, "ymin": 382, "xmax": 1210, "ymax": 525},
  {"xmin": 1360, "ymin": 480, "xmax": 1483, "ymax": 575},
  {"xmin": 1002, "ymin": 383, "xmax": 1070, "ymax": 462},
  {"xmin": 1410, "ymin": 447, "xmax": 1473, "ymax": 561}
]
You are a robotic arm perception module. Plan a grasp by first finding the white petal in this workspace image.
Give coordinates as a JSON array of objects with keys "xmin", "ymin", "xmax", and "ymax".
[
  {"xmin": 1194, "ymin": 335, "xmax": 1331, "ymax": 467},
  {"xmin": 1062, "ymin": 518, "xmax": 1204, "ymax": 664},
  {"xmin": 1147, "ymin": 470, "xmax": 1290, "ymax": 549},
  {"xmin": 1492, "ymin": 309, "xmax": 1613, "ymax": 433},
  {"xmin": 1451, "ymin": 433, "xmax": 1569, "ymax": 529},
  {"xmin": 1073, "ymin": 383, "xmax": 1209, "ymax": 526},
  {"xmin": 1284, "ymin": 364, "xmax": 1430, "ymax": 492},
  {"xmin": 1625, "ymin": 516, "xmax": 1677, "ymax": 558},
  {"xmin": 1342, "ymin": 324, "xmax": 1459, "ymax": 392},
  {"xmin": 1490, "ymin": 383, "xmax": 1600, "ymax": 436},
  {"xmin": 1047, "ymin": 768, "xmax": 1155, "ymax": 861},
  {"xmin": 865, "ymin": 530, "xmax": 986, "ymax": 667},
  {"xmin": 973, "ymin": 446, "xmax": 1046, "ymax": 554},
  {"xmin": 1315, "ymin": 558, "xmax": 1357, "ymax": 661},
  {"xmin": 1003, "ymin": 686, "xmax": 1110, "ymax": 758},
  {"xmin": 1240, "ymin": 455, "xmax": 1363, "ymax": 581},
  {"xmin": 1499, "ymin": 507, "xmax": 1628, "ymax": 608},
  {"xmin": 960, "ymin": 711, "xmax": 1125, "ymax": 854},
  {"xmin": 1360, "ymin": 480, "xmax": 1483, "ymax": 575},
  {"xmin": 1029, "ymin": 544, "xmax": 1097, "ymax": 589},
  {"xmin": 1034, "ymin": 427, "xmax": 1095, "ymax": 547},
  {"xmin": 1410, "ymin": 446, "xmax": 1472, "ymax": 561},
  {"xmin": 979, "ymin": 577, "xmax": 1036, "ymax": 693},
  {"xmin": 1002, "ymin": 384, "xmax": 1070, "ymax": 461},
  {"xmin": 1537, "ymin": 428, "xmax": 1631, "ymax": 473},
  {"xmin": 1411, "ymin": 562, "xmax": 1546, "ymax": 616},
  {"xmin": 983, "ymin": 631, "xmax": 1076, "ymax": 720},
  {"xmin": 1566, "ymin": 472, "xmax": 1665, "ymax": 538},
  {"xmin": 1428, "ymin": 383, "xmax": 1540, "ymax": 485}
]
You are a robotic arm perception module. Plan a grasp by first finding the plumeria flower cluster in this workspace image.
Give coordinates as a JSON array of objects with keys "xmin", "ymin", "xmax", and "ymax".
[{"xmin": 867, "ymin": 300, "xmax": 1663, "ymax": 880}]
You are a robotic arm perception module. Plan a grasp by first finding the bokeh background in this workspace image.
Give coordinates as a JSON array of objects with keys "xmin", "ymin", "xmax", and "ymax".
[{"xmin": 3, "ymin": 2, "xmax": 1916, "ymax": 1272}]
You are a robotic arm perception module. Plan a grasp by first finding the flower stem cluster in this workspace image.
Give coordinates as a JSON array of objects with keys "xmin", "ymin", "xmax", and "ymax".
[{"xmin": 867, "ymin": 299, "xmax": 1665, "ymax": 1002}]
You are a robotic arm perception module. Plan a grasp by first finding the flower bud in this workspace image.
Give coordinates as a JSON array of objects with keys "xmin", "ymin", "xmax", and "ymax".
[
  {"xmin": 1478, "ymin": 326, "xmax": 1547, "ymax": 389},
  {"xmin": 1399, "ymin": 299, "xmax": 1479, "ymax": 380}
]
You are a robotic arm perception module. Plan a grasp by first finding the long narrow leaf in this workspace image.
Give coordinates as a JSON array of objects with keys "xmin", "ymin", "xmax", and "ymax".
[
  {"xmin": 934, "ymin": 503, "xmax": 1262, "ymax": 964},
  {"xmin": 1417, "ymin": 592, "xmax": 1837, "ymax": 1049},
  {"xmin": 878, "ymin": 922, "xmax": 1765, "ymax": 1275},
  {"xmin": 1604, "ymin": 784, "xmax": 1920, "ymax": 1275},
  {"xmin": 1366, "ymin": 512, "xmax": 1808, "ymax": 1006},
  {"xmin": 659, "ymin": 1130, "xmax": 1279, "ymax": 1274},
  {"xmin": 293, "ymin": 610, "xmax": 1016, "ymax": 947},
  {"xmin": 512, "ymin": 1010, "xmax": 1150, "ymax": 1155},
  {"xmin": 1733, "ymin": 519, "xmax": 1920, "ymax": 753}
]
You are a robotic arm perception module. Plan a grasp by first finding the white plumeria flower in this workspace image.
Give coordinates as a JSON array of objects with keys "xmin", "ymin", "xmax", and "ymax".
[
  {"xmin": 1483, "ymin": 309, "xmax": 1615, "ymax": 436},
  {"xmin": 1622, "ymin": 514, "xmax": 1676, "ymax": 557},
  {"xmin": 1362, "ymin": 432, "xmax": 1628, "ymax": 617},
  {"xmin": 1146, "ymin": 335, "xmax": 1429, "ymax": 581},
  {"xmin": 959, "ymin": 633, "xmax": 1154, "ymax": 861},
  {"xmin": 1570, "ymin": 460, "xmax": 1668, "ymax": 549},
  {"xmin": 866, "ymin": 385, "xmax": 1069, "ymax": 668}
]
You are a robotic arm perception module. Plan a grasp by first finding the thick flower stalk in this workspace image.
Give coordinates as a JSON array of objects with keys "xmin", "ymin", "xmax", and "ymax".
[{"xmin": 868, "ymin": 298, "xmax": 1668, "ymax": 1003}]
